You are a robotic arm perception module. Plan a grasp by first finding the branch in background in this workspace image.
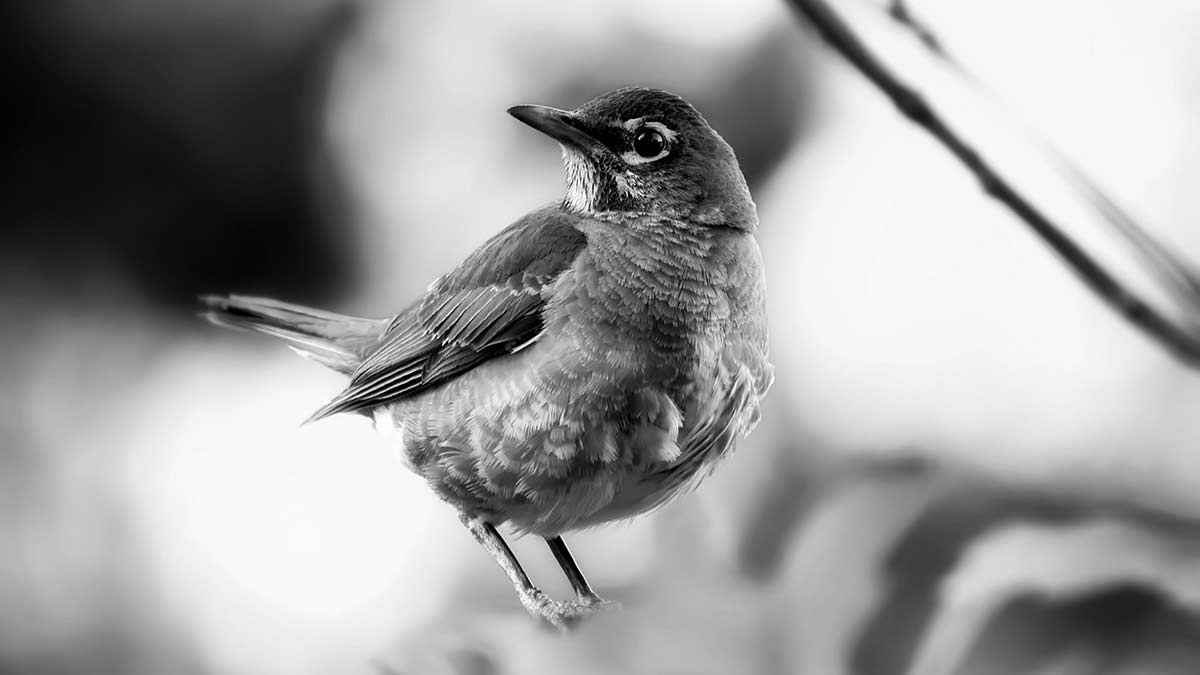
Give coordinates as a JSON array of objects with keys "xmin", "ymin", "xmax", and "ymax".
[
  {"xmin": 886, "ymin": 0, "xmax": 950, "ymax": 62},
  {"xmin": 882, "ymin": 0, "xmax": 1200, "ymax": 328},
  {"xmin": 784, "ymin": 0, "xmax": 1200, "ymax": 366}
]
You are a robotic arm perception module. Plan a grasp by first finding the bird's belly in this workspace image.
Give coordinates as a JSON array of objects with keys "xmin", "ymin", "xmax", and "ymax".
[
  {"xmin": 376, "ymin": 331, "xmax": 768, "ymax": 536},
  {"xmin": 579, "ymin": 353, "xmax": 769, "ymax": 528}
]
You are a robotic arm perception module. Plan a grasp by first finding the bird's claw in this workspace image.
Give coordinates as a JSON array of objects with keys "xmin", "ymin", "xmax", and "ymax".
[
  {"xmin": 578, "ymin": 595, "xmax": 619, "ymax": 612},
  {"xmin": 520, "ymin": 590, "xmax": 618, "ymax": 630}
]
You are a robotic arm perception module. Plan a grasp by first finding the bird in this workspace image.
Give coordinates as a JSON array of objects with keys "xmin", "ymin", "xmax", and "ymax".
[{"xmin": 200, "ymin": 87, "xmax": 773, "ymax": 628}]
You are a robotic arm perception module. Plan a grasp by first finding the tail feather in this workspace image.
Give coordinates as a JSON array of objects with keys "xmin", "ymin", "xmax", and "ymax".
[{"xmin": 199, "ymin": 294, "xmax": 385, "ymax": 375}]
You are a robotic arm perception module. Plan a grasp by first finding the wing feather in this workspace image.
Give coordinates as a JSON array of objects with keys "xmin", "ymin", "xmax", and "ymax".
[{"xmin": 306, "ymin": 205, "xmax": 586, "ymax": 422}]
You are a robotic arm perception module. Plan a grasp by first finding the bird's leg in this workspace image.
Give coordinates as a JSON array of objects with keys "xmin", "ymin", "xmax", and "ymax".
[
  {"xmin": 545, "ymin": 536, "xmax": 617, "ymax": 611},
  {"xmin": 459, "ymin": 513, "xmax": 591, "ymax": 629}
]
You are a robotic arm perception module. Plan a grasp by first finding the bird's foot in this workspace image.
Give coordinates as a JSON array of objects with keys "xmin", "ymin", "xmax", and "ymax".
[
  {"xmin": 577, "ymin": 593, "xmax": 620, "ymax": 612},
  {"xmin": 518, "ymin": 589, "xmax": 618, "ymax": 630}
]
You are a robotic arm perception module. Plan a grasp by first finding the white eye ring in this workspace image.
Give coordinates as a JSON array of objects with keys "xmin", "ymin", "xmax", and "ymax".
[{"xmin": 620, "ymin": 120, "xmax": 676, "ymax": 165}]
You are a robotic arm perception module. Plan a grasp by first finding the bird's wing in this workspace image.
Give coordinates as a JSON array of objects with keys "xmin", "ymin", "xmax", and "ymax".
[{"xmin": 306, "ymin": 204, "xmax": 586, "ymax": 422}]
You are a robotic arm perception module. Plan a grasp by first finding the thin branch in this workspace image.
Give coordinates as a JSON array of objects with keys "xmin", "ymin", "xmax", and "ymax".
[
  {"xmin": 881, "ymin": 0, "xmax": 1200, "ymax": 326},
  {"xmin": 785, "ymin": 0, "xmax": 1200, "ymax": 366},
  {"xmin": 886, "ymin": 0, "xmax": 950, "ymax": 62}
]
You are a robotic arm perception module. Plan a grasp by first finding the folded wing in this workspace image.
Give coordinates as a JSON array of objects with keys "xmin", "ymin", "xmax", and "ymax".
[{"xmin": 306, "ymin": 204, "xmax": 586, "ymax": 422}]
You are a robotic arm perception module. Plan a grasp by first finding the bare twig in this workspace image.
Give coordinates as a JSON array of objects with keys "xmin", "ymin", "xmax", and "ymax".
[
  {"xmin": 886, "ymin": 0, "xmax": 950, "ymax": 62},
  {"xmin": 881, "ymin": 0, "xmax": 1200, "ymax": 327},
  {"xmin": 785, "ymin": 0, "xmax": 1200, "ymax": 366}
]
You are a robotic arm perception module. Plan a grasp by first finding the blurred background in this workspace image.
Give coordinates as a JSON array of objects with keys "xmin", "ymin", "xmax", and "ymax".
[{"xmin": 4, "ymin": 0, "xmax": 1200, "ymax": 673}]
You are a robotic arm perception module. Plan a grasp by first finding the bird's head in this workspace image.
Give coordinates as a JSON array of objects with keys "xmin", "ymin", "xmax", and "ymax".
[{"xmin": 509, "ymin": 87, "xmax": 756, "ymax": 230}]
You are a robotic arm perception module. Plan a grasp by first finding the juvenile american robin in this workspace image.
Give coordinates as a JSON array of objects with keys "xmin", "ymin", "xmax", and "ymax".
[{"xmin": 201, "ymin": 87, "xmax": 773, "ymax": 628}]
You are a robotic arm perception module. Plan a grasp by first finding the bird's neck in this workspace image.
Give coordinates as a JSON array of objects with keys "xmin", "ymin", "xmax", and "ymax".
[
  {"xmin": 546, "ymin": 214, "xmax": 766, "ymax": 398},
  {"xmin": 573, "ymin": 215, "xmax": 749, "ymax": 336},
  {"xmin": 581, "ymin": 214, "xmax": 729, "ymax": 271}
]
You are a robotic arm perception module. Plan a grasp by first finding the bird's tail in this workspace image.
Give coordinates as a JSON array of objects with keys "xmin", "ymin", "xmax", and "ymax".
[{"xmin": 199, "ymin": 294, "xmax": 384, "ymax": 374}]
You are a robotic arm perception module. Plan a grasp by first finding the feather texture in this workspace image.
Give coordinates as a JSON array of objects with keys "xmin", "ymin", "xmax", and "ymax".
[
  {"xmin": 305, "ymin": 204, "xmax": 586, "ymax": 421},
  {"xmin": 199, "ymin": 295, "xmax": 385, "ymax": 374}
]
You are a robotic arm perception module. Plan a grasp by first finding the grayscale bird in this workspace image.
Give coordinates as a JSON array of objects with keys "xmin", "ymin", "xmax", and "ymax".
[{"xmin": 201, "ymin": 87, "xmax": 773, "ymax": 628}]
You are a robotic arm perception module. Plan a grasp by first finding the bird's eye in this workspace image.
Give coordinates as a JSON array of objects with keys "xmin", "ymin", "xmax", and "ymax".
[
  {"xmin": 619, "ymin": 121, "xmax": 675, "ymax": 166},
  {"xmin": 633, "ymin": 129, "xmax": 666, "ymax": 158}
]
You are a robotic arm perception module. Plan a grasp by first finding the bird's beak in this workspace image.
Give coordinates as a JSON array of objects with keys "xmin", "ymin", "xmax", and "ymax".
[{"xmin": 508, "ymin": 105, "xmax": 603, "ymax": 152}]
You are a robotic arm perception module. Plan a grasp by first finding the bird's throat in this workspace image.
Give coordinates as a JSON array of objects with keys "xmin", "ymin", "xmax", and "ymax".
[
  {"xmin": 560, "ymin": 147, "xmax": 647, "ymax": 214},
  {"xmin": 561, "ymin": 148, "xmax": 599, "ymax": 213}
]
